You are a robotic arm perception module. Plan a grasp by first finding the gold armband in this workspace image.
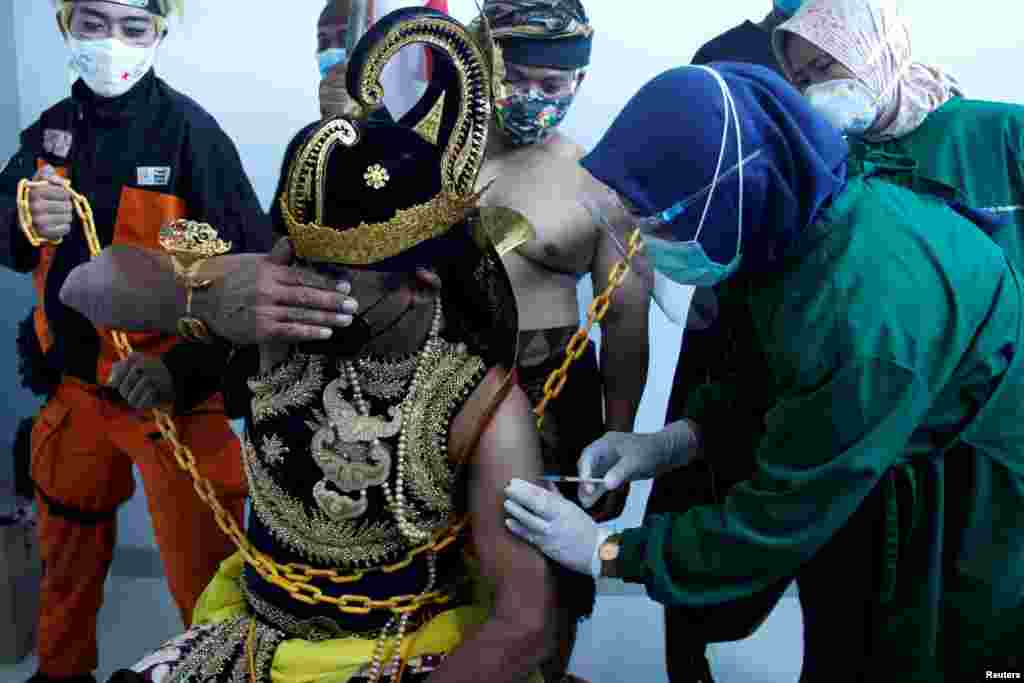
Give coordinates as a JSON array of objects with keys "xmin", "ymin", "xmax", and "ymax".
[
  {"xmin": 159, "ymin": 219, "xmax": 233, "ymax": 344},
  {"xmin": 17, "ymin": 179, "xmax": 64, "ymax": 247}
]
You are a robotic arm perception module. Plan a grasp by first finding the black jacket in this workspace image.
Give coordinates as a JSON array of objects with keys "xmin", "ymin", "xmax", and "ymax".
[{"xmin": 0, "ymin": 70, "xmax": 274, "ymax": 413}]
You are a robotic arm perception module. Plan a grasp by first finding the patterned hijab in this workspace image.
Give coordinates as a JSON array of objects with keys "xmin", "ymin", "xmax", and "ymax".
[{"xmin": 773, "ymin": 0, "xmax": 962, "ymax": 141}]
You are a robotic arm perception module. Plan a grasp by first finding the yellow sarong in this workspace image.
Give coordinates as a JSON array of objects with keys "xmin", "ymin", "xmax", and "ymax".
[{"xmin": 191, "ymin": 552, "xmax": 544, "ymax": 683}]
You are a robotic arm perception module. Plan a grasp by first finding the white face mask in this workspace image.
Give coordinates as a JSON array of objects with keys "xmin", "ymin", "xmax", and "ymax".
[
  {"xmin": 804, "ymin": 78, "xmax": 881, "ymax": 136},
  {"xmin": 67, "ymin": 36, "xmax": 158, "ymax": 98}
]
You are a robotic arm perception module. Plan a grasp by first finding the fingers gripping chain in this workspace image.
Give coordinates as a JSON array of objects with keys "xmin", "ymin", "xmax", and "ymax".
[
  {"xmin": 533, "ymin": 229, "xmax": 645, "ymax": 429},
  {"xmin": 19, "ymin": 178, "xmax": 464, "ymax": 618}
]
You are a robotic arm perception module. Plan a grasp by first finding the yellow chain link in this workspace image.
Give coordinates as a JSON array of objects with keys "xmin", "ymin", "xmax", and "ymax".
[
  {"xmin": 19, "ymin": 178, "xmax": 465, "ymax": 617},
  {"xmin": 533, "ymin": 229, "xmax": 644, "ymax": 429}
]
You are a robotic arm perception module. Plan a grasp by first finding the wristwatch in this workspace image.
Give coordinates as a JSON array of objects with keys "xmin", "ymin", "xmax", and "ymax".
[{"xmin": 599, "ymin": 533, "xmax": 623, "ymax": 579}]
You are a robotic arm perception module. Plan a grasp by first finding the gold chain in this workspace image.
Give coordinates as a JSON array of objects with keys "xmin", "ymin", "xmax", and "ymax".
[
  {"xmin": 17, "ymin": 178, "xmax": 465, "ymax": 617},
  {"xmin": 533, "ymin": 229, "xmax": 645, "ymax": 429}
]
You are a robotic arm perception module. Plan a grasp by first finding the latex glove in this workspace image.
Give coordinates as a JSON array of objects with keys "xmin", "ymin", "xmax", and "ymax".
[
  {"xmin": 504, "ymin": 479, "xmax": 611, "ymax": 578},
  {"xmin": 108, "ymin": 352, "xmax": 175, "ymax": 411},
  {"xmin": 578, "ymin": 421, "xmax": 700, "ymax": 509},
  {"xmin": 587, "ymin": 484, "xmax": 631, "ymax": 523}
]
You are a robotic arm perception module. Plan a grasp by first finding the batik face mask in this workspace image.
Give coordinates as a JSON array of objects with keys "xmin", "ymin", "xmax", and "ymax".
[{"xmin": 494, "ymin": 86, "xmax": 577, "ymax": 147}]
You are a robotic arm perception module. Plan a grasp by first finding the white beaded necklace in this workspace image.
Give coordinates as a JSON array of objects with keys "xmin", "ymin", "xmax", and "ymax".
[{"xmin": 341, "ymin": 295, "xmax": 445, "ymax": 683}]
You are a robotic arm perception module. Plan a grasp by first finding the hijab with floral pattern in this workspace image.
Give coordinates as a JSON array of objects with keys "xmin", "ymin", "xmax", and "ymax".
[{"xmin": 773, "ymin": 0, "xmax": 962, "ymax": 141}]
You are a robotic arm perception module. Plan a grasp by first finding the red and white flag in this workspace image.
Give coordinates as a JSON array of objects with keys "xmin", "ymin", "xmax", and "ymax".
[{"xmin": 368, "ymin": 0, "xmax": 450, "ymax": 115}]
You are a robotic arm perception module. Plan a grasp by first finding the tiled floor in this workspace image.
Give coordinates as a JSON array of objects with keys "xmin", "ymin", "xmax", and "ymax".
[{"xmin": 0, "ymin": 573, "xmax": 803, "ymax": 683}]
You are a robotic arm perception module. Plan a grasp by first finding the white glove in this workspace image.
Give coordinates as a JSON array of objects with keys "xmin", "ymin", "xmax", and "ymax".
[
  {"xmin": 578, "ymin": 421, "xmax": 700, "ymax": 509},
  {"xmin": 504, "ymin": 479, "xmax": 611, "ymax": 578}
]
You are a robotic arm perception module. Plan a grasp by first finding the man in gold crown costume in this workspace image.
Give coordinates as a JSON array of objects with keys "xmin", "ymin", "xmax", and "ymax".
[{"xmin": 63, "ymin": 7, "xmax": 557, "ymax": 683}]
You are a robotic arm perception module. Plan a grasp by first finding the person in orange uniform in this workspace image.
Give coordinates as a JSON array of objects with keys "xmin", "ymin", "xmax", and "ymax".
[{"xmin": 0, "ymin": 2, "xmax": 274, "ymax": 683}]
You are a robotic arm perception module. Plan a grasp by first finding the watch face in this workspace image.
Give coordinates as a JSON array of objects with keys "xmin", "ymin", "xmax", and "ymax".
[{"xmin": 599, "ymin": 541, "xmax": 620, "ymax": 562}]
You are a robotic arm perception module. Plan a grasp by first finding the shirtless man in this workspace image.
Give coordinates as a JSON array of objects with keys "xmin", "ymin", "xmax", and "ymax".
[{"xmin": 475, "ymin": 2, "xmax": 650, "ymax": 681}]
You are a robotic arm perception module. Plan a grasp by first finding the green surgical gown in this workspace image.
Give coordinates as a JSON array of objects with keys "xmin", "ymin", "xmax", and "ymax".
[
  {"xmin": 616, "ymin": 175, "xmax": 1024, "ymax": 681},
  {"xmin": 854, "ymin": 96, "xmax": 1024, "ymax": 272}
]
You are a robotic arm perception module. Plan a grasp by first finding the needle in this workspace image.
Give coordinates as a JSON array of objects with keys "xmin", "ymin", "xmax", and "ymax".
[{"xmin": 538, "ymin": 476, "xmax": 605, "ymax": 484}]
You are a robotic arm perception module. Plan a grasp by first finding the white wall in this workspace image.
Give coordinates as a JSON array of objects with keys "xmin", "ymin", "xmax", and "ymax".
[
  {"xmin": 1, "ymin": 0, "xmax": 45, "ymax": 493},
  {"xmin": 10, "ymin": 0, "xmax": 1024, "ymax": 545}
]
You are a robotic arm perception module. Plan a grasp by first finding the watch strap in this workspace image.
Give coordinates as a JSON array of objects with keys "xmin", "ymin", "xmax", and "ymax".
[{"xmin": 591, "ymin": 528, "xmax": 615, "ymax": 579}]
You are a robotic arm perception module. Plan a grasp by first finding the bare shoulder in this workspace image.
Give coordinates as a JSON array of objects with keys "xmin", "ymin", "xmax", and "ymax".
[
  {"xmin": 546, "ymin": 130, "xmax": 587, "ymax": 162},
  {"xmin": 479, "ymin": 383, "xmax": 535, "ymax": 453}
]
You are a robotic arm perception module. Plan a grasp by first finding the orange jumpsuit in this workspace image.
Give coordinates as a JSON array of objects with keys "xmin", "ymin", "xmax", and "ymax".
[{"xmin": 0, "ymin": 71, "xmax": 273, "ymax": 678}]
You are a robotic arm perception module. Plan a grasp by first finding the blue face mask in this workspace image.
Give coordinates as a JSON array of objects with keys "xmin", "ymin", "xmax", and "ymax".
[
  {"xmin": 637, "ymin": 140, "xmax": 761, "ymax": 288},
  {"xmin": 318, "ymin": 48, "xmax": 348, "ymax": 79},
  {"xmin": 773, "ymin": 0, "xmax": 804, "ymax": 17},
  {"xmin": 644, "ymin": 235, "xmax": 742, "ymax": 289}
]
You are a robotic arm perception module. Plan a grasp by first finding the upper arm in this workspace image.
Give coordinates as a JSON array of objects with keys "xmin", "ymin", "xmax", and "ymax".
[
  {"xmin": 468, "ymin": 384, "xmax": 556, "ymax": 622},
  {"xmin": 590, "ymin": 215, "xmax": 652, "ymax": 328}
]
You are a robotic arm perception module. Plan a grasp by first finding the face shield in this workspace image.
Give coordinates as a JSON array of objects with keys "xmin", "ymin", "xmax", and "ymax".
[
  {"xmin": 581, "ymin": 145, "xmax": 762, "ymax": 330},
  {"xmin": 580, "ymin": 64, "xmax": 759, "ymax": 330}
]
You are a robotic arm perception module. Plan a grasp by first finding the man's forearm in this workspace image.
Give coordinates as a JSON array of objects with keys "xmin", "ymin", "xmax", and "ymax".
[
  {"xmin": 427, "ymin": 614, "xmax": 551, "ymax": 683},
  {"xmin": 600, "ymin": 328, "xmax": 649, "ymax": 433},
  {"xmin": 59, "ymin": 246, "xmax": 186, "ymax": 333}
]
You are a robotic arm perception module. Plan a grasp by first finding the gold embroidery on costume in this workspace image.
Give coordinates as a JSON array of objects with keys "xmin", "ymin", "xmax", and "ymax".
[
  {"xmin": 259, "ymin": 434, "xmax": 290, "ymax": 466},
  {"xmin": 307, "ymin": 376, "xmax": 403, "ymax": 520},
  {"xmin": 347, "ymin": 17, "xmax": 491, "ymax": 197},
  {"xmin": 162, "ymin": 617, "xmax": 239, "ymax": 683},
  {"xmin": 364, "ymin": 164, "xmax": 390, "ymax": 189},
  {"xmin": 402, "ymin": 341, "xmax": 486, "ymax": 527},
  {"xmin": 358, "ymin": 355, "xmax": 418, "ymax": 400},
  {"xmin": 284, "ymin": 15, "xmax": 494, "ymax": 267},
  {"xmin": 246, "ymin": 354, "xmax": 306, "ymax": 395},
  {"xmin": 244, "ymin": 444, "xmax": 399, "ymax": 567},
  {"xmin": 283, "ymin": 188, "xmax": 487, "ymax": 266},
  {"xmin": 414, "ymin": 93, "xmax": 446, "ymax": 145},
  {"xmin": 161, "ymin": 615, "xmax": 284, "ymax": 683},
  {"xmin": 287, "ymin": 118, "xmax": 362, "ymax": 226},
  {"xmin": 249, "ymin": 354, "xmax": 325, "ymax": 424}
]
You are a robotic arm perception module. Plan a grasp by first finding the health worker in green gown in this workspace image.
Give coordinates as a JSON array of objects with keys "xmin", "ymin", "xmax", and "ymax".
[
  {"xmin": 775, "ymin": 0, "xmax": 1024, "ymax": 272},
  {"xmin": 502, "ymin": 62, "xmax": 1024, "ymax": 682}
]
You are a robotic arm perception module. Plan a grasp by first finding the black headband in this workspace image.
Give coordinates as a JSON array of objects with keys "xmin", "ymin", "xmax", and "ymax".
[{"xmin": 498, "ymin": 34, "xmax": 592, "ymax": 70}]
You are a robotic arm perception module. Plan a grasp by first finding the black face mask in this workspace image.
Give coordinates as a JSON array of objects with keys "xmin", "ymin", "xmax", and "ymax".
[{"xmin": 297, "ymin": 289, "xmax": 416, "ymax": 358}]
